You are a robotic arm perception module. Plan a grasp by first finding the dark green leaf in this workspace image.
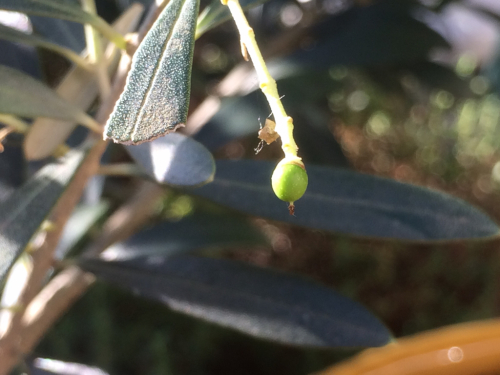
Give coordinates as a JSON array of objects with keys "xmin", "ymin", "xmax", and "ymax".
[
  {"xmin": 125, "ymin": 133, "xmax": 215, "ymax": 186},
  {"xmin": 30, "ymin": 16, "xmax": 85, "ymax": 52},
  {"xmin": 55, "ymin": 202, "xmax": 109, "ymax": 259},
  {"xmin": 99, "ymin": 212, "xmax": 266, "ymax": 261},
  {"xmin": 0, "ymin": 23, "xmax": 90, "ymax": 69},
  {"xmin": 0, "ymin": 136, "xmax": 25, "ymax": 203},
  {"xmin": 0, "ymin": 65, "xmax": 97, "ymax": 128},
  {"xmin": 286, "ymin": 1, "xmax": 448, "ymax": 69},
  {"xmin": 192, "ymin": 160, "xmax": 500, "ymax": 241},
  {"xmin": 0, "ymin": 149, "xmax": 86, "ymax": 285},
  {"xmin": 196, "ymin": 0, "xmax": 269, "ymax": 38},
  {"xmin": 0, "ymin": 0, "xmax": 96, "ymax": 25},
  {"xmin": 80, "ymin": 255, "xmax": 392, "ymax": 347},
  {"xmin": 193, "ymin": 93, "xmax": 264, "ymax": 151},
  {"xmin": 104, "ymin": 0, "xmax": 199, "ymax": 144},
  {"xmin": 0, "ymin": 0, "xmax": 125, "ymax": 48}
]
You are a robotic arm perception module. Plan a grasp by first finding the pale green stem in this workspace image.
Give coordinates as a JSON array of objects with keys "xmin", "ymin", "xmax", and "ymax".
[
  {"xmin": 97, "ymin": 163, "xmax": 144, "ymax": 177},
  {"xmin": 93, "ymin": 17, "xmax": 128, "ymax": 50},
  {"xmin": 0, "ymin": 114, "xmax": 29, "ymax": 133},
  {"xmin": 223, "ymin": 0, "xmax": 300, "ymax": 162},
  {"xmin": 81, "ymin": 0, "xmax": 111, "ymax": 99},
  {"xmin": 79, "ymin": 113, "xmax": 103, "ymax": 133}
]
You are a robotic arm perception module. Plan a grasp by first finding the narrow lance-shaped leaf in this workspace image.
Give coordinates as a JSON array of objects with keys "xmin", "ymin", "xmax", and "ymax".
[
  {"xmin": 55, "ymin": 202, "xmax": 109, "ymax": 260},
  {"xmin": 0, "ymin": 65, "xmax": 100, "ymax": 131},
  {"xmin": 80, "ymin": 255, "xmax": 392, "ymax": 348},
  {"xmin": 0, "ymin": 0, "xmax": 126, "ymax": 49},
  {"xmin": 0, "ymin": 149, "xmax": 87, "ymax": 286},
  {"xmin": 192, "ymin": 160, "xmax": 500, "ymax": 241},
  {"xmin": 125, "ymin": 133, "xmax": 215, "ymax": 186},
  {"xmin": 0, "ymin": 23, "xmax": 91, "ymax": 70},
  {"xmin": 99, "ymin": 212, "xmax": 267, "ymax": 261},
  {"xmin": 104, "ymin": 0, "xmax": 200, "ymax": 145}
]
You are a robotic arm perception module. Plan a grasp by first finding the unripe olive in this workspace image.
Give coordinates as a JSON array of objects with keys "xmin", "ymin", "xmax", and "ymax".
[{"xmin": 271, "ymin": 159, "xmax": 308, "ymax": 205}]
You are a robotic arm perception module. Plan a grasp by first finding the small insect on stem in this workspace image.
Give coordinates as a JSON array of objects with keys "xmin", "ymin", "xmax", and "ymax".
[{"xmin": 255, "ymin": 118, "xmax": 279, "ymax": 154}]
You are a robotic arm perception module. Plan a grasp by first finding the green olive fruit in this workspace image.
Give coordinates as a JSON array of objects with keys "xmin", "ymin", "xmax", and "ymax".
[{"xmin": 271, "ymin": 159, "xmax": 308, "ymax": 204}]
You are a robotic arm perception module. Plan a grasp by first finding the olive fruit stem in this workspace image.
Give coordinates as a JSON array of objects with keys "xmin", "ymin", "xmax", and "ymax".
[{"xmin": 221, "ymin": 0, "xmax": 299, "ymax": 161}]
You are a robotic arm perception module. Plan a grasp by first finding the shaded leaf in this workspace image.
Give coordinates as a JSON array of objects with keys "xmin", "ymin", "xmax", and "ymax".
[
  {"xmin": 192, "ymin": 160, "xmax": 499, "ymax": 241},
  {"xmin": 285, "ymin": 1, "xmax": 448, "ymax": 69},
  {"xmin": 196, "ymin": 0, "xmax": 269, "ymax": 38},
  {"xmin": 55, "ymin": 202, "xmax": 109, "ymax": 259},
  {"xmin": 0, "ymin": 39, "xmax": 41, "ymax": 78},
  {"xmin": 104, "ymin": 0, "xmax": 199, "ymax": 144},
  {"xmin": 80, "ymin": 255, "xmax": 392, "ymax": 348},
  {"xmin": 0, "ymin": 23, "xmax": 90, "ymax": 69},
  {"xmin": 0, "ymin": 22, "xmax": 89, "ymax": 66},
  {"xmin": 0, "ymin": 65, "xmax": 98, "ymax": 129},
  {"xmin": 192, "ymin": 94, "xmax": 264, "ymax": 151},
  {"xmin": 125, "ymin": 133, "xmax": 215, "ymax": 186},
  {"xmin": 100, "ymin": 212, "xmax": 266, "ymax": 261},
  {"xmin": 30, "ymin": 16, "xmax": 85, "ymax": 52},
  {"xmin": 0, "ymin": 0, "xmax": 125, "ymax": 48},
  {"xmin": 0, "ymin": 0, "xmax": 96, "ymax": 25},
  {"xmin": 0, "ymin": 134, "xmax": 25, "ymax": 202},
  {"xmin": 32, "ymin": 358, "xmax": 109, "ymax": 375},
  {"xmin": 0, "ymin": 148, "xmax": 86, "ymax": 285}
]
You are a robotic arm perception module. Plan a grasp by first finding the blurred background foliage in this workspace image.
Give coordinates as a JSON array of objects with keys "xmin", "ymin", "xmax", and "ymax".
[{"xmin": 3, "ymin": 0, "xmax": 500, "ymax": 374}]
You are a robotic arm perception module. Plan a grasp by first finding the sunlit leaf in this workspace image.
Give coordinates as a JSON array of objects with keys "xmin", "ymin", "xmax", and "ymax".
[
  {"xmin": 0, "ymin": 148, "xmax": 87, "ymax": 286},
  {"xmin": 99, "ymin": 212, "xmax": 266, "ymax": 261},
  {"xmin": 80, "ymin": 255, "xmax": 392, "ymax": 347},
  {"xmin": 125, "ymin": 133, "xmax": 215, "ymax": 186},
  {"xmin": 32, "ymin": 357, "xmax": 109, "ymax": 375},
  {"xmin": 192, "ymin": 160, "xmax": 500, "ymax": 241},
  {"xmin": 0, "ymin": 65, "xmax": 99, "ymax": 130},
  {"xmin": 104, "ymin": 0, "xmax": 199, "ymax": 144}
]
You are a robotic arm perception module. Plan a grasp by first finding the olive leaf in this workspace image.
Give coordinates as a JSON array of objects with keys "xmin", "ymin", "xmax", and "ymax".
[
  {"xmin": 0, "ymin": 23, "xmax": 90, "ymax": 70},
  {"xmin": 80, "ymin": 255, "xmax": 392, "ymax": 348},
  {"xmin": 193, "ymin": 160, "xmax": 500, "ymax": 241},
  {"xmin": 99, "ymin": 212, "xmax": 266, "ymax": 261},
  {"xmin": 0, "ymin": 0, "xmax": 126, "ymax": 49},
  {"xmin": 0, "ymin": 65, "xmax": 100, "ymax": 131},
  {"xmin": 0, "ymin": 149, "xmax": 87, "ymax": 286},
  {"xmin": 104, "ymin": 0, "xmax": 200, "ymax": 145},
  {"xmin": 125, "ymin": 133, "xmax": 215, "ymax": 186}
]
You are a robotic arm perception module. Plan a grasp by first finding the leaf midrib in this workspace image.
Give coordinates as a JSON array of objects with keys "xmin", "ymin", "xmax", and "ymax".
[{"xmin": 131, "ymin": 0, "xmax": 187, "ymax": 136}]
